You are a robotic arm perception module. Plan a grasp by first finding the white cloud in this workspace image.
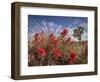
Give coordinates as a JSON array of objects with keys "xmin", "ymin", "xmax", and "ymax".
[{"xmin": 55, "ymin": 25, "xmax": 62, "ymax": 35}]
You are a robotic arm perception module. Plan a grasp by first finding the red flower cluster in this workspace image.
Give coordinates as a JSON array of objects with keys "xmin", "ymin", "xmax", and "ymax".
[
  {"xmin": 68, "ymin": 52, "xmax": 77, "ymax": 64},
  {"xmin": 70, "ymin": 52, "xmax": 77, "ymax": 61},
  {"xmin": 53, "ymin": 48, "xmax": 63, "ymax": 57},
  {"xmin": 33, "ymin": 33, "xmax": 40, "ymax": 48},
  {"xmin": 38, "ymin": 48, "xmax": 47, "ymax": 57},
  {"xmin": 33, "ymin": 32, "xmax": 46, "ymax": 48},
  {"xmin": 34, "ymin": 33, "xmax": 39, "ymax": 39},
  {"xmin": 61, "ymin": 28, "xmax": 68, "ymax": 36},
  {"xmin": 28, "ymin": 27, "xmax": 86, "ymax": 66},
  {"xmin": 49, "ymin": 33, "xmax": 58, "ymax": 47}
]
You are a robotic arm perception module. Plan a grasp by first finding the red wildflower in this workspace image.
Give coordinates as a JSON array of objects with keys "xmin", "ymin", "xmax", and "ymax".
[
  {"xmin": 33, "ymin": 32, "xmax": 47, "ymax": 48},
  {"xmin": 70, "ymin": 52, "xmax": 77, "ymax": 61},
  {"xmin": 49, "ymin": 33, "xmax": 55, "ymax": 39},
  {"xmin": 68, "ymin": 52, "xmax": 77, "ymax": 64},
  {"xmin": 49, "ymin": 33, "xmax": 58, "ymax": 46},
  {"xmin": 61, "ymin": 28, "xmax": 68, "ymax": 36},
  {"xmin": 38, "ymin": 48, "xmax": 47, "ymax": 57},
  {"xmin": 40, "ymin": 32, "xmax": 46, "ymax": 47},
  {"xmin": 68, "ymin": 59, "xmax": 73, "ymax": 64},
  {"xmin": 53, "ymin": 48, "xmax": 63, "ymax": 57},
  {"xmin": 34, "ymin": 33, "xmax": 39, "ymax": 39},
  {"xmin": 33, "ymin": 40, "xmax": 38, "ymax": 49},
  {"xmin": 52, "ymin": 39, "xmax": 58, "ymax": 46}
]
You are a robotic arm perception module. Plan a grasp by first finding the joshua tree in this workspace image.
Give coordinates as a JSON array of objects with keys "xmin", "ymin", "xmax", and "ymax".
[{"xmin": 73, "ymin": 26, "xmax": 84, "ymax": 42}]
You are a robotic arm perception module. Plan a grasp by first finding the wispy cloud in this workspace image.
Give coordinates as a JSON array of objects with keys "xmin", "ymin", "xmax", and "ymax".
[{"xmin": 28, "ymin": 19, "xmax": 87, "ymax": 41}]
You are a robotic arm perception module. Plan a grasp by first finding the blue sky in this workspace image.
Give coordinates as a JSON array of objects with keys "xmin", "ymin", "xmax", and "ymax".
[{"xmin": 28, "ymin": 15, "xmax": 88, "ymax": 41}]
